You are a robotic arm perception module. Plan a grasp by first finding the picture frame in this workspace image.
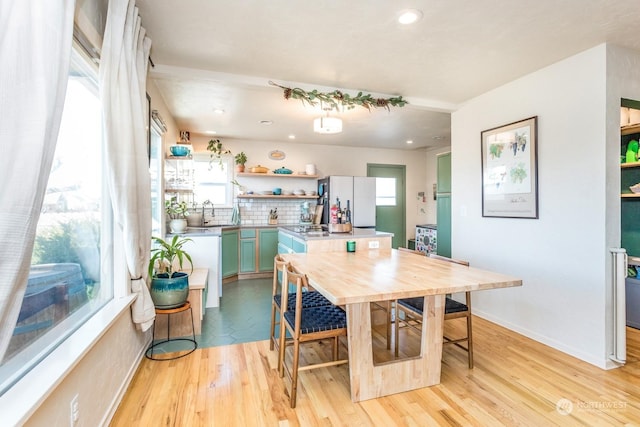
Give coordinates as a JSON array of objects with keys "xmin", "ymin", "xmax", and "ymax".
[{"xmin": 481, "ymin": 116, "xmax": 538, "ymax": 218}]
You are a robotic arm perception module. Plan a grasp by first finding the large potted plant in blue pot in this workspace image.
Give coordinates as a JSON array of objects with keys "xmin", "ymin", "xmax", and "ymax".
[{"xmin": 148, "ymin": 235, "xmax": 193, "ymax": 309}]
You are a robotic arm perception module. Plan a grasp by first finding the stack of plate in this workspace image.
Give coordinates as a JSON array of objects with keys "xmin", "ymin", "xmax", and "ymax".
[{"xmin": 260, "ymin": 191, "xmax": 273, "ymax": 195}]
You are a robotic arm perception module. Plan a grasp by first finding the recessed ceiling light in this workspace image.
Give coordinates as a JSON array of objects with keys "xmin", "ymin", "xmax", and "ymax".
[
  {"xmin": 288, "ymin": 134, "xmax": 296, "ymax": 139},
  {"xmin": 432, "ymin": 135, "xmax": 444, "ymax": 140},
  {"xmin": 213, "ymin": 108, "xmax": 225, "ymax": 114},
  {"xmin": 406, "ymin": 140, "xmax": 413, "ymax": 144},
  {"xmin": 398, "ymin": 9, "xmax": 423, "ymax": 25},
  {"xmin": 260, "ymin": 120, "xmax": 273, "ymax": 125},
  {"xmin": 205, "ymin": 130, "xmax": 217, "ymax": 135}
]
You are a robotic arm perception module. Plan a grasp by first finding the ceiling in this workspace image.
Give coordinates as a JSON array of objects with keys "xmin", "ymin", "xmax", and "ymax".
[{"xmin": 136, "ymin": 0, "xmax": 640, "ymax": 150}]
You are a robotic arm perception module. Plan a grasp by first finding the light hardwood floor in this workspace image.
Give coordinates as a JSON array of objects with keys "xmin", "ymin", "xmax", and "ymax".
[{"xmin": 110, "ymin": 316, "xmax": 640, "ymax": 426}]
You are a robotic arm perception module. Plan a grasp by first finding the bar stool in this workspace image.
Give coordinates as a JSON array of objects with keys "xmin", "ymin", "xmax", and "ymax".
[{"xmin": 145, "ymin": 301, "xmax": 198, "ymax": 361}]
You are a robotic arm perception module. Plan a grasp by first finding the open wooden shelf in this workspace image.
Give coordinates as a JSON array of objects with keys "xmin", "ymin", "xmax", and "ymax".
[
  {"xmin": 621, "ymin": 124, "xmax": 640, "ymax": 136},
  {"xmin": 621, "ymin": 161, "xmax": 640, "ymax": 169},
  {"xmin": 237, "ymin": 194, "xmax": 318, "ymax": 199},
  {"xmin": 236, "ymin": 172, "xmax": 319, "ymax": 179},
  {"xmin": 621, "ymin": 193, "xmax": 640, "ymax": 198}
]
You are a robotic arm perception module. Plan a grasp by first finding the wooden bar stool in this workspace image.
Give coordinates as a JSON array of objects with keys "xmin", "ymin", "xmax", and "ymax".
[{"xmin": 145, "ymin": 301, "xmax": 197, "ymax": 361}]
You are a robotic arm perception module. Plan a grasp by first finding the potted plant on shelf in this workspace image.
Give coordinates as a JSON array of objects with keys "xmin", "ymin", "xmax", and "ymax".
[
  {"xmin": 165, "ymin": 197, "xmax": 189, "ymax": 233},
  {"xmin": 234, "ymin": 151, "xmax": 247, "ymax": 172},
  {"xmin": 148, "ymin": 235, "xmax": 194, "ymax": 309}
]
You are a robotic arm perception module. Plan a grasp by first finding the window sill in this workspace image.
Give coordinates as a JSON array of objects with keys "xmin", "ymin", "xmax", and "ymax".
[{"xmin": 0, "ymin": 295, "xmax": 136, "ymax": 426}]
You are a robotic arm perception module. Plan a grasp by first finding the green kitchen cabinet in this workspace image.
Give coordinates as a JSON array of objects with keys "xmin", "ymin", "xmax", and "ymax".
[
  {"xmin": 239, "ymin": 228, "xmax": 257, "ymax": 273},
  {"xmin": 292, "ymin": 238, "xmax": 307, "ymax": 253},
  {"xmin": 277, "ymin": 230, "xmax": 307, "ymax": 254},
  {"xmin": 240, "ymin": 239, "xmax": 256, "ymax": 273},
  {"xmin": 258, "ymin": 228, "xmax": 279, "ymax": 272},
  {"xmin": 221, "ymin": 229, "xmax": 239, "ymax": 278}
]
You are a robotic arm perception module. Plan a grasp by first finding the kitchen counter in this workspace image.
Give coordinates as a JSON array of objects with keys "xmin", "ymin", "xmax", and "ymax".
[
  {"xmin": 278, "ymin": 225, "xmax": 392, "ymax": 241},
  {"xmin": 278, "ymin": 225, "xmax": 393, "ymax": 253},
  {"xmin": 167, "ymin": 224, "xmax": 285, "ymax": 237}
]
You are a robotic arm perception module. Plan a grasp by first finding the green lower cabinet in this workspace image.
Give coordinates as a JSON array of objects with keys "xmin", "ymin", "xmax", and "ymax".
[
  {"xmin": 292, "ymin": 238, "xmax": 307, "ymax": 253},
  {"xmin": 277, "ymin": 231, "xmax": 307, "ymax": 254},
  {"xmin": 258, "ymin": 229, "xmax": 279, "ymax": 272},
  {"xmin": 221, "ymin": 229, "xmax": 239, "ymax": 278},
  {"xmin": 240, "ymin": 238, "xmax": 256, "ymax": 273}
]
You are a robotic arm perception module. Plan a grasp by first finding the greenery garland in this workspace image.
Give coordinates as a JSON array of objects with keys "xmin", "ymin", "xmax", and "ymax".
[{"xmin": 268, "ymin": 81, "xmax": 407, "ymax": 112}]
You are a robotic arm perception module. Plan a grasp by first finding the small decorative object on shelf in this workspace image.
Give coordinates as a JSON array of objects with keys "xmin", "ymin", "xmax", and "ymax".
[
  {"xmin": 626, "ymin": 140, "xmax": 639, "ymax": 163},
  {"xmin": 170, "ymin": 145, "xmax": 190, "ymax": 157}
]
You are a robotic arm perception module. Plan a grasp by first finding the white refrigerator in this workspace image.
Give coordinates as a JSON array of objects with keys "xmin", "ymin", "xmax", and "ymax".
[{"xmin": 318, "ymin": 176, "xmax": 376, "ymax": 227}]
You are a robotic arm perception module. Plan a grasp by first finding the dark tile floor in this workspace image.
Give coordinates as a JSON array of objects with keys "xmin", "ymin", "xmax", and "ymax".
[
  {"xmin": 198, "ymin": 277, "xmax": 273, "ymax": 347},
  {"xmin": 147, "ymin": 277, "xmax": 273, "ymax": 355}
]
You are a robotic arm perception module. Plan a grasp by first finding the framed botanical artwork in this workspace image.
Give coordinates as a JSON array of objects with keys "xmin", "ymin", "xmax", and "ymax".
[{"xmin": 481, "ymin": 116, "xmax": 538, "ymax": 218}]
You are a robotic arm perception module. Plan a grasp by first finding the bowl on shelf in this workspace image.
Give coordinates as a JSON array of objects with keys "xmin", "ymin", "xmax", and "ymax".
[
  {"xmin": 169, "ymin": 145, "xmax": 190, "ymax": 157},
  {"xmin": 273, "ymin": 188, "xmax": 282, "ymax": 195},
  {"xmin": 630, "ymin": 183, "xmax": 640, "ymax": 193},
  {"xmin": 273, "ymin": 167, "xmax": 293, "ymax": 174},
  {"xmin": 293, "ymin": 190, "xmax": 305, "ymax": 196}
]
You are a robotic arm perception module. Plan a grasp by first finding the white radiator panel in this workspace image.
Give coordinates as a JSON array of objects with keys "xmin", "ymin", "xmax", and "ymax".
[{"xmin": 610, "ymin": 248, "xmax": 627, "ymax": 364}]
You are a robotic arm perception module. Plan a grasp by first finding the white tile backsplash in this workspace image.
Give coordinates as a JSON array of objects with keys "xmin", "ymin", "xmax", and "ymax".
[{"xmin": 202, "ymin": 198, "xmax": 318, "ymax": 226}]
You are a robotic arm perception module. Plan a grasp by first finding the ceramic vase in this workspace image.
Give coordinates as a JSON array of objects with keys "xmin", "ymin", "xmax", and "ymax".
[
  {"xmin": 149, "ymin": 272, "xmax": 189, "ymax": 309},
  {"xmin": 170, "ymin": 218, "xmax": 187, "ymax": 233}
]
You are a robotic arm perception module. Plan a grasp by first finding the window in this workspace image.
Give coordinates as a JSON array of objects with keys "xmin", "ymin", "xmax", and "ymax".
[
  {"xmin": 0, "ymin": 45, "xmax": 111, "ymax": 394},
  {"xmin": 149, "ymin": 116, "xmax": 164, "ymax": 237},
  {"xmin": 376, "ymin": 177, "xmax": 397, "ymax": 206},
  {"xmin": 193, "ymin": 153, "xmax": 233, "ymax": 208}
]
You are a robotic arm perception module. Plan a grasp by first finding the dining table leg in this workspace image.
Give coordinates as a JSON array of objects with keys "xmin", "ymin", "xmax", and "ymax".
[{"xmin": 345, "ymin": 294, "xmax": 445, "ymax": 402}]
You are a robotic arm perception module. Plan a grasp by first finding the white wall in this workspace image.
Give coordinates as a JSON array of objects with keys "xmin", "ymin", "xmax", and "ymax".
[
  {"xmin": 24, "ymin": 312, "xmax": 147, "ymax": 426},
  {"xmin": 452, "ymin": 45, "xmax": 611, "ymax": 367}
]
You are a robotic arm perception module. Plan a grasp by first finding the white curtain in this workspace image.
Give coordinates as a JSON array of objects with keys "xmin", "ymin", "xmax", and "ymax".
[
  {"xmin": 100, "ymin": 0, "xmax": 155, "ymax": 331},
  {"xmin": 0, "ymin": 1, "xmax": 76, "ymax": 360}
]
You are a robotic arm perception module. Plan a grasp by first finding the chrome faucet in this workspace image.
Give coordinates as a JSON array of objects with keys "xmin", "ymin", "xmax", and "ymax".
[{"xmin": 202, "ymin": 200, "xmax": 214, "ymax": 225}]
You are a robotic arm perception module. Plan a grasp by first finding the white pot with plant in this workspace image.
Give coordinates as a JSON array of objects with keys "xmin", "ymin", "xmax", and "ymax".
[{"xmin": 165, "ymin": 197, "xmax": 189, "ymax": 233}]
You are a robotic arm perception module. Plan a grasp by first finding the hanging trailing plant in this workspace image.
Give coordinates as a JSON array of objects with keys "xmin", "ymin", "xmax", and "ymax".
[
  {"xmin": 269, "ymin": 81, "xmax": 408, "ymax": 112},
  {"xmin": 207, "ymin": 138, "xmax": 231, "ymax": 168}
]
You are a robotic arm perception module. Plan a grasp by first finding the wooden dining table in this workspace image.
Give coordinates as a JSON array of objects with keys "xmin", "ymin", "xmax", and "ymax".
[{"xmin": 280, "ymin": 248, "xmax": 522, "ymax": 402}]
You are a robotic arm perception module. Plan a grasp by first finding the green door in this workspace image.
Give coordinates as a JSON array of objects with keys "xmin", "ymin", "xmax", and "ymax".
[
  {"xmin": 436, "ymin": 152, "xmax": 452, "ymax": 257},
  {"xmin": 436, "ymin": 194, "xmax": 451, "ymax": 257},
  {"xmin": 437, "ymin": 153, "xmax": 451, "ymax": 193},
  {"xmin": 367, "ymin": 164, "xmax": 406, "ymax": 249}
]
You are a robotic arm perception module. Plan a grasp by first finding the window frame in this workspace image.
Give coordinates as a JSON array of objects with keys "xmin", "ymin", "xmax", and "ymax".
[{"xmin": 0, "ymin": 40, "xmax": 116, "ymax": 397}]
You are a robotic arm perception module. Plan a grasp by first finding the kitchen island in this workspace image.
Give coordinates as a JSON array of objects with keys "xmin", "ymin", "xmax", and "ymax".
[{"xmin": 278, "ymin": 225, "xmax": 393, "ymax": 253}]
